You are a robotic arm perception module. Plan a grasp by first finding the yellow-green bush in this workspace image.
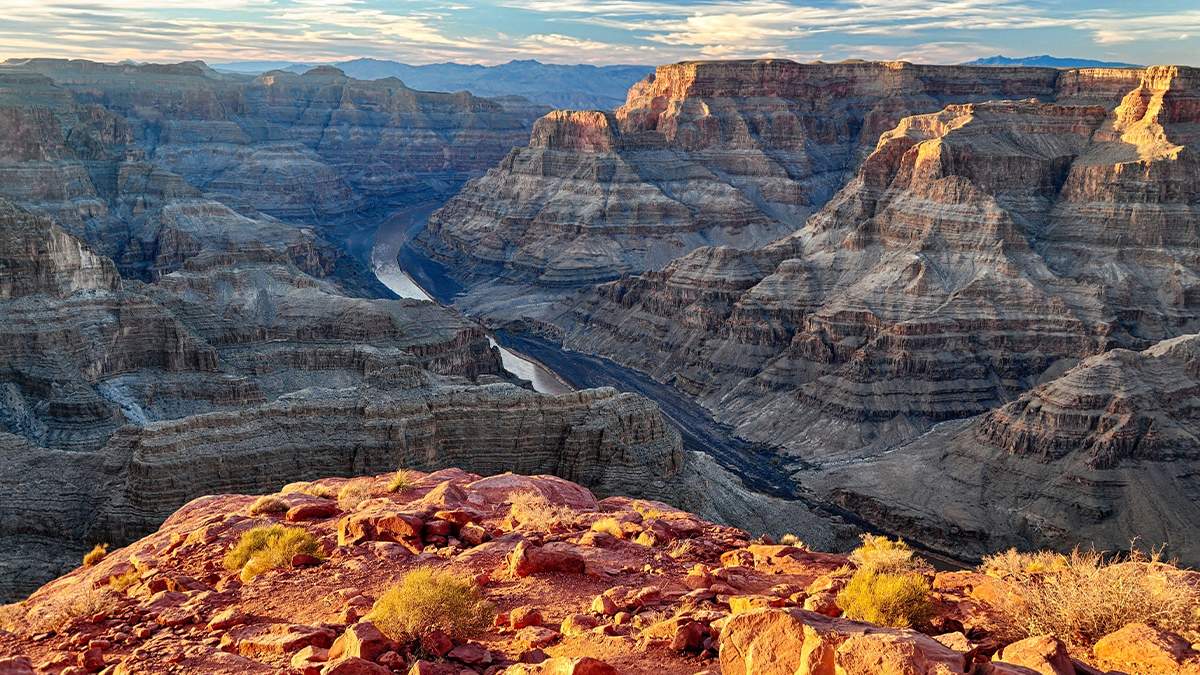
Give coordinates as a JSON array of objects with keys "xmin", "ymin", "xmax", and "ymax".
[
  {"xmin": 82, "ymin": 543, "xmax": 108, "ymax": 567},
  {"xmin": 223, "ymin": 525, "xmax": 322, "ymax": 581},
  {"xmin": 366, "ymin": 566, "xmax": 494, "ymax": 641},
  {"xmin": 507, "ymin": 491, "xmax": 576, "ymax": 532},
  {"xmin": 282, "ymin": 481, "xmax": 337, "ymax": 499},
  {"xmin": 387, "ymin": 469, "xmax": 419, "ymax": 494},
  {"xmin": 338, "ymin": 482, "xmax": 374, "ymax": 511},
  {"xmin": 849, "ymin": 534, "xmax": 931, "ymax": 574},
  {"xmin": 836, "ymin": 568, "xmax": 934, "ymax": 628}
]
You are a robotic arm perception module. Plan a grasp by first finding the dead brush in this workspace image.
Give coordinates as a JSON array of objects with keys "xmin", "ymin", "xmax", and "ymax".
[
  {"xmin": 506, "ymin": 491, "xmax": 578, "ymax": 532},
  {"xmin": 981, "ymin": 545, "xmax": 1200, "ymax": 651}
]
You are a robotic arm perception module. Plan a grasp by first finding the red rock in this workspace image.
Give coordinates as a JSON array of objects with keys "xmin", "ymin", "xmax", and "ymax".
[
  {"xmin": 419, "ymin": 629, "xmax": 454, "ymax": 657},
  {"xmin": 220, "ymin": 623, "xmax": 336, "ymax": 659},
  {"xmin": 329, "ymin": 622, "xmax": 391, "ymax": 662},
  {"xmin": 291, "ymin": 645, "xmax": 330, "ymax": 675},
  {"xmin": 206, "ymin": 607, "xmax": 250, "ymax": 631},
  {"xmin": 515, "ymin": 626, "xmax": 560, "ymax": 650},
  {"xmin": 287, "ymin": 501, "xmax": 340, "ymax": 522},
  {"xmin": 670, "ymin": 621, "xmax": 711, "ymax": 653},
  {"xmin": 0, "ymin": 657, "xmax": 34, "ymax": 675},
  {"xmin": 291, "ymin": 553, "xmax": 323, "ymax": 567},
  {"xmin": 560, "ymin": 613, "xmax": 599, "ymax": 637},
  {"xmin": 468, "ymin": 473, "xmax": 598, "ymax": 510},
  {"xmin": 459, "ymin": 522, "xmax": 489, "ymax": 546},
  {"xmin": 508, "ymin": 540, "xmax": 585, "ymax": 577},
  {"xmin": 338, "ymin": 508, "xmax": 425, "ymax": 546},
  {"xmin": 377, "ymin": 651, "xmax": 405, "ymax": 670},
  {"xmin": 509, "ymin": 606, "xmax": 543, "ymax": 629},
  {"xmin": 77, "ymin": 646, "xmax": 104, "ymax": 672},
  {"xmin": 320, "ymin": 656, "xmax": 391, "ymax": 675},
  {"xmin": 447, "ymin": 642, "xmax": 492, "ymax": 665},
  {"xmin": 719, "ymin": 608, "xmax": 965, "ymax": 675},
  {"xmin": 1092, "ymin": 623, "xmax": 1199, "ymax": 675},
  {"xmin": 408, "ymin": 661, "xmax": 460, "ymax": 675},
  {"xmin": 432, "ymin": 509, "xmax": 484, "ymax": 526},
  {"xmin": 994, "ymin": 635, "xmax": 1073, "ymax": 675},
  {"xmin": 504, "ymin": 656, "xmax": 620, "ymax": 675}
]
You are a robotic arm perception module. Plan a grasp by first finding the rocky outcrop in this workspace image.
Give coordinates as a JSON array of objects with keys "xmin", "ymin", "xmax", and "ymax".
[
  {"xmin": 819, "ymin": 334, "xmax": 1200, "ymax": 564},
  {"xmin": 1, "ymin": 469, "xmax": 1194, "ymax": 674},
  {"xmin": 417, "ymin": 60, "xmax": 1148, "ymax": 296}
]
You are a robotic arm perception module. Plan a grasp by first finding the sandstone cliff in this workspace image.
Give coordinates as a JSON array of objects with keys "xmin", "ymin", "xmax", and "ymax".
[
  {"xmin": 418, "ymin": 60, "xmax": 1144, "ymax": 296},
  {"xmin": 553, "ymin": 64, "xmax": 1200, "ymax": 561}
]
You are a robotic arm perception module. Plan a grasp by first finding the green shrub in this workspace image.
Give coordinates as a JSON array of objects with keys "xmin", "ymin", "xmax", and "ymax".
[
  {"xmin": 281, "ymin": 481, "xmax": 336, "ymax": 499},
  {"xmin": 837, "ymin": 568, "xmax": 934, "ymax": 628},
  {"xmin": 223, "ymin": 525, "xmax": 322, "ymax": 581},
  {"xmin": 82, "ymin": 543, "xmax": 108, "ymax": 567},
  {"xmin": 367, "ymin": 566, "xmax": 494, "ymax": 641},
  {"xmin": 507, "ymin": 491, "xmax": 576, "ymax": 532},
  {"xmin": 387, "ymin": 469, "xmax": 419, "ymax": 494}
]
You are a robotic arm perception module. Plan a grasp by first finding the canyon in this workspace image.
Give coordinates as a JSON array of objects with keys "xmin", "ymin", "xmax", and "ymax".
[
  {"xmin": 418, "ymin": 60, "xmax": 1200, "ymax": 564},
  {"xmin": 3, "ymin": 52, "xmax": 1200, "ymax": 612}
]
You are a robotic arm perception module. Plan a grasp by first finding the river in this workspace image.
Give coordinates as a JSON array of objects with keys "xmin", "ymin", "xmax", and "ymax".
[{"xmin": 367, "ymin": 204, "xmax": 572, "ymax": 396}]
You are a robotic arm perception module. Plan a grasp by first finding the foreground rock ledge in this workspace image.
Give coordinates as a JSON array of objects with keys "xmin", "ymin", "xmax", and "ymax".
[{"xmin": 2, "ymin": 469, "xmax": 1196, "ymax": 674}]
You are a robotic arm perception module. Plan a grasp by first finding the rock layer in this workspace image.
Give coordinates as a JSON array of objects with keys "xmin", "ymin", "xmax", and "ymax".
[
  {"xmin": 418, "ymin": 60, "xmax": 1143, "ymax": 292},
  {"xmin": 553, "ymin": 64, "xmax": 1200, "ymax": 560}
]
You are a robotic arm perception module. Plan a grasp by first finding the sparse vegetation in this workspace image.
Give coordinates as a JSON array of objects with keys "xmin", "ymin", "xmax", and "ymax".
[
  {"xmin": 107, "ymin": 567, "xmax": 142, "ymax": 592},
  {"xmin": 780, "ymin": 533, "xmax": 805, "ymax": 548},
  {"xmin": 281, "ymin": 481, "xmax": 336, "ymax": 499},
  {"xmin": 82, "ymin": 543, "xmax": 109, "ymax": 567},
  {"xmin": 223, "ymin": 525, "xmax": 323, "ymax": 581},
  {"xmin": 507, "ymin": 491, "xmax": 577, "ymax": 532},
  {"xmin": 338, "ymin": 482, "xmax": 374, "ymax": 511},
  {"xmin": 837, "ymin": 568, "xmax": 934, "ymax": 628},
  {"xmin": 848, "ymin": 534, "xmax": 932, "ymax": 575},
  {"xmin": 835, "ymin": 534, "xmax": 935, "ymax": 628},
  {"xmin": 249, "ymin": 495, "xmax": 289, "ymax": 516},
  {"xmin": 24, "ymin": 586, "xmax": 114, "ymax": 633},
  {"xmin": 0, "ymin": 603, "xmax": 23, "ymax": 633},
  {"xmin": 387, "ymin": 469, "xmax": 419, "ymax": 494},
  {"xmin": 366, "ymin": 566, "xmax": 495, "ymax": 641},
  {"xmin": 981, "ymin": 546, "xmax": 1200, "ymax": 650}
]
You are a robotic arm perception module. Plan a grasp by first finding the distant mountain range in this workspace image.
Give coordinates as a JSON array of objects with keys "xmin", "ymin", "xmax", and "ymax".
[
  {"xmin": 213, "ymin": 58, "xmax": 653, "ymax": 109},
  {"xmin": 962, "ymin": 54, "xmax": 1141, "ymax": 68}
]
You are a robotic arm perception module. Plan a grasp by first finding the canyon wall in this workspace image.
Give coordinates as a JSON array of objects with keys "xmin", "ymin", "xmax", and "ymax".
[
  {"xmin": 554, "ymin": 64, "xmax": 1200, "ymax": 560},
  {"xmin": 417, "ymin": 60, "xmax": 1145, "ymax": 294}
]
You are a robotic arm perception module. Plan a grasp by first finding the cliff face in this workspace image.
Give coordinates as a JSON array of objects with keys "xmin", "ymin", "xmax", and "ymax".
[
  {"xmin": 553, "ymin": 64, "xmax": 1200, "ymax": 559},
  {"xmin": 418, "ymin": 60, "xmax": 1147, "ymax": 294},
  {"xmin": 0, "ymin": 59, "xmax": 545, "ymax": 281},
  {"xmin": 0, "ymin": 199, "xmax": 707, "ymax": 601}
]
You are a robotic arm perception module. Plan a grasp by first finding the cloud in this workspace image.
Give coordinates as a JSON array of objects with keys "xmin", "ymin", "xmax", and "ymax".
[{"xmin": 0, "ymin": 0, "xmax": 1195, "ymax": 67}]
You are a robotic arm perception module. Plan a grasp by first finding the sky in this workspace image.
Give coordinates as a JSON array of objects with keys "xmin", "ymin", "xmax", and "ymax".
[{"xmin": 0, "ymin": 0, "xmax": 1197, "ymax": 67}]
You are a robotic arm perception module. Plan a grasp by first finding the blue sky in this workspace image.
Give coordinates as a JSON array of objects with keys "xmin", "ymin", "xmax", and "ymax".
[{"xmin": 0, "ymin": 0, "xmax": 1196, "ymax": 66}]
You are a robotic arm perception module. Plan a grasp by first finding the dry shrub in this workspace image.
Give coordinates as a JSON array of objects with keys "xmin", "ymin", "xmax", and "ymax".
[
  {"xmin": 107, "ymin": 567, "xmax": 142, "ymax": 593},
  {"xmin": 0, "ymin": 603, "xmax": 24, "ymax": 633},
  {"xmin": 281, "ymin": 481, "xmax": 336, "ymax": 499},
  {"xmin": 25, "ymin": 587, "xmax": 114, "ymax": 633},
  {"xmin": 849, "ymin": 534, "xmax": 932, "ymax": 575},
  {"xmin": 367, "ymin": 566, "xmax": 494, "ymax": 641},
  {"xmin": 223, "ymin": 525, "xmax": 323, "ymax": 582},
  {"xmin": 338, "ymin": 482, "xmax": 375, "ymax": 511},
  {"xmin": 780, "ymin": 533, "xmax": 806, "ymax": 548},
  {"xmin": 249, "ymin": 495, "xmax": 288, "ymax": 516},
  {"xmin": 82, "ymin": 543, "xmax": 108, "ymax": 567},
  {"xmin": 837, "ymin": 568, "xmax": 934, "ymax": 628},
  {"xmin": 507, "ymin": 491, "xmax": 577, "ymax": 532},
  {"xmin": 982, "ymin": 546, "xmax": 1200, "ymax": 651},
  {"xmin": 387, "ymin": 469, "xmax": 419, "ymax": 494}
]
